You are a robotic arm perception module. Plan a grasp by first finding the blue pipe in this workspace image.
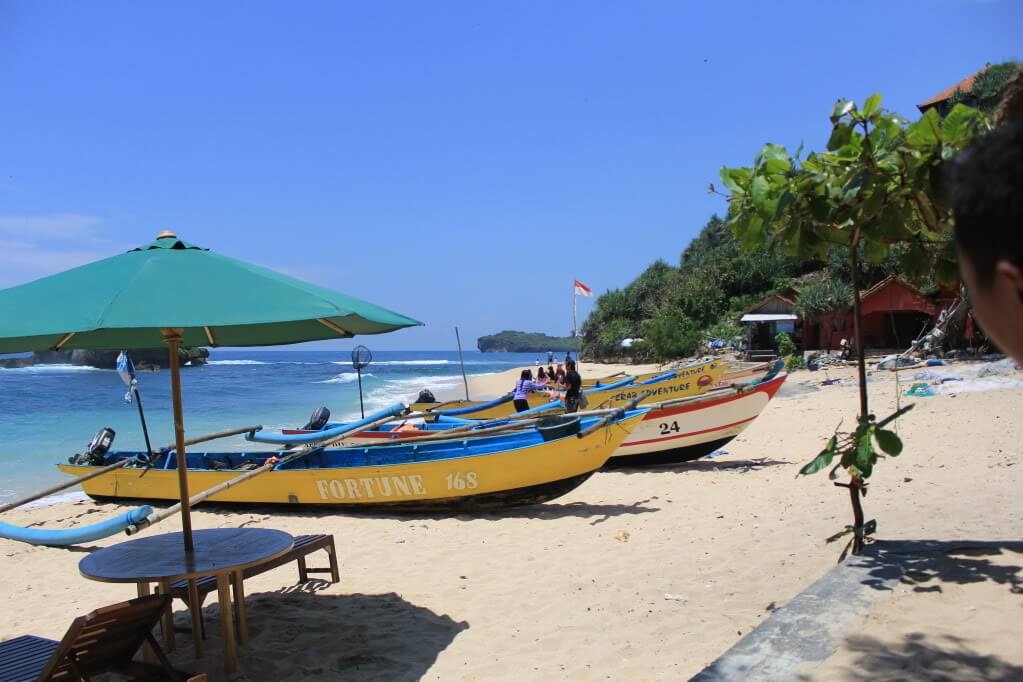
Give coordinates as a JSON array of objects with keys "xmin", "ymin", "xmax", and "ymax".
[
  {"xmin": 247, "ymin": 403, "xmax": 407, "ymax": 445},
  {"xmin": 583, "ymin": 376, "xmax": 635, "ymax": 394},
  {"xmin": 430, "ymin": 393, "xmax": 513, "ymax": 416},
  {"xmin": 0, "ymin": 506, "xmax": 153, "ymax": 547},
  {"xmin": 640, "ymin": 370, "xmax": 677, "ymax": 385}
]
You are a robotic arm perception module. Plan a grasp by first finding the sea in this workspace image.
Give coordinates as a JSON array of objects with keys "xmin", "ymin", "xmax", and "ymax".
[{"xmin": 0, "ymin": 349, "xmax": 542, "ymax": 505}]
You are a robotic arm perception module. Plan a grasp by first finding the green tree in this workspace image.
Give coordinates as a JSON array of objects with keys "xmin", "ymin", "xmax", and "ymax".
[{"xmin": 720, "ymin": 94, "xmax": 989, "ymax": 557}]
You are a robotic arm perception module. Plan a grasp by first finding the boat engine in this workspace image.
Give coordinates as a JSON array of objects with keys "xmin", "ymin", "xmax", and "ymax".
[
  {"xmin": 69, "ymin": 427, "xmax": 116, "ymax": 465},
  {"xmin": 417, "ymin": 389, "xmax": 437, "ymax": 404},
  {"xmin": 302, "ymin": 406, "xmax": 331, "ymax": 431}
]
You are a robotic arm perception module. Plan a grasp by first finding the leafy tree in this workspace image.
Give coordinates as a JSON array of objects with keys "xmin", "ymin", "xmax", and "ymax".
[
  {"xmin": 639, "ymin": 310, "xmax": 702, "ymax": 362},
  {"xmin": 720, "ymin": 94, "xmax": 989, "ymax": 557},
  {"xmin": 948, "ymin": 61, "xmax": 1020, "ymax": 116},
  {"xmin": 794, "ymin": 279, "xmax": 852, "ymax": 318}
]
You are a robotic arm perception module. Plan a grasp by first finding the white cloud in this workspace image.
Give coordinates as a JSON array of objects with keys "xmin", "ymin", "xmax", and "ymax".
[
  {"xmin": 0, "ymin": 214, "xmax": 128, "ymax": 288},
  {"xmin": 0, "ymin": 213, "xmax": 103, "ymax": 239}
]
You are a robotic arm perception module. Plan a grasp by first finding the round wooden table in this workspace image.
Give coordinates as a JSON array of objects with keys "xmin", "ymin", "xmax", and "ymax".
[{"xmin": 79, "ymin": 527, "xmax": 294, "ymax": 675}]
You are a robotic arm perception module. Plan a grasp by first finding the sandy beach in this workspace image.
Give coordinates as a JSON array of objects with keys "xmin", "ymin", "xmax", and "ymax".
[{"xmin": 1, "ymin": 360, "xmax": 1021, "ymax": 680}]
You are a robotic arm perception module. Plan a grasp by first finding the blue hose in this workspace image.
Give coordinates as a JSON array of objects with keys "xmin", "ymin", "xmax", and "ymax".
[
  {"xmin": 430, "ymin": 393, "xmax": 513, "ymax": 416},
  {"xmin": 0, "ymin": 506, "xmax": 153, "ymax": 547}
]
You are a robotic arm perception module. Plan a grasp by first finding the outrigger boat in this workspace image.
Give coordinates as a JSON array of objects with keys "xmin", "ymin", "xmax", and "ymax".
[
  {"xmin": 285, "ymin": 363, "xmax": 787, "ymax": 467},
  {"xmin": 581, "ymin": 360, "xmax": 769, "ymax": 388},
  {"xmin": 411, "ymin": 358, "xmax": 728, "ymax": 419},
  {"xmin": 58, "ymin": 407, "xmax": 647, "ymax": 512}
]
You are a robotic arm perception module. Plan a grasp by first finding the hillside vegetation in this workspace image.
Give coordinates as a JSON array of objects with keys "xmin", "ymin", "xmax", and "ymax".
[
  {"xmin": 580, "ymin": 215, "xmax": 921, "ymax": 362},
  {"xmin": 477, "ymin": 331, "xmax": 582, "ymax": 353}
]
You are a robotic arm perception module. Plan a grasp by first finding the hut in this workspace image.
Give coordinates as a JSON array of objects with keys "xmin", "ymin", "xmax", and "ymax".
[
  {"xmin": 739, "ymin": 292, "xmax": 799, "ymax": 359},
  {"xmin": 816, "ymin": 276, "xmax": 955, "ymax": 351}
]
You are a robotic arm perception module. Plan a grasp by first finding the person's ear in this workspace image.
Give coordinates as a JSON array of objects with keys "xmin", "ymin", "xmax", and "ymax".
[{"xmin": 994, "ymin": 260, "xmax": 1023, "ymax": 304}]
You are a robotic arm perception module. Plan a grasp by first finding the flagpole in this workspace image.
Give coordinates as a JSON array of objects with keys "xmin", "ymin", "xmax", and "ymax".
[{"xmin": 572, "ymin": 283, "xmax": 577, "ymax": 337}]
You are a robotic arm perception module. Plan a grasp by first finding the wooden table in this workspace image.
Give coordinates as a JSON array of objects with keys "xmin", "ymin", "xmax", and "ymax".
[{"xmin": 79, "ymin": 528, "xmax": 293, "ymax": 675}]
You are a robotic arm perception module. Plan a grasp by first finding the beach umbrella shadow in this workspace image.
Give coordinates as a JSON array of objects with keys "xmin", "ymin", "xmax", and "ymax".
[{"xmin": 170, "ymin": 591, "xmax": 468, "ymax": 681}]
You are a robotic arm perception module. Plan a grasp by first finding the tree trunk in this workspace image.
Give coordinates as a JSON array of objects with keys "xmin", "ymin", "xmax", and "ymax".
[{"xmin": 848, "ymin": 242, "xmax": 868, "ymax": 554}]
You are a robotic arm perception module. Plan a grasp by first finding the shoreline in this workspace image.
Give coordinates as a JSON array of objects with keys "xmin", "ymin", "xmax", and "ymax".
[{"xmin": 1, "ymin": 359, "xmax": 1021, "ymax": 680}]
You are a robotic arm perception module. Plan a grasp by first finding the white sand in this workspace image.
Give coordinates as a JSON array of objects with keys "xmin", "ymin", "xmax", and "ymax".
[{"xmin": 1, "ymin": 362, "xmax": 1021, "ymax": 680}]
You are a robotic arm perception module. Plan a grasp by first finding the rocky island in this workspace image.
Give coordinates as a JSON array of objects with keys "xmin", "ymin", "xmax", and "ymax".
[
  {"xmin": 477, "ymin": 331, "xmax": 581, "ymax": 353},
  {"xmin": 0, "ymin": 347, "xmax": 210, "ymax": 370}
]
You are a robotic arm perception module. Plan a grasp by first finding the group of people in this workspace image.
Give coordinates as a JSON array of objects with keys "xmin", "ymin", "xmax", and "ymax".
[{"xmin": 514, "ymin": 359, "xmax": 583, "ymax": 413}]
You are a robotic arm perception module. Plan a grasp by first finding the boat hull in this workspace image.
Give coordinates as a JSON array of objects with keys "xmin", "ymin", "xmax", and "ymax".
[
  {"xmin": 58, "ymin": 412, "xmax": 645, "ymax": 509},
  {"xmin": 412, "ymin": 360, "xmax": 728, "ymax": 420},
  {"xmin": 608, "ymin": 373, "xmax": 786, "ymax": 466}
]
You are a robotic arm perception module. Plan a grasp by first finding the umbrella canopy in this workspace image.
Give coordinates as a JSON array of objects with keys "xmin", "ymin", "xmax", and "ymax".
[
  {"xmin": 0, "ymin": 232, "xmax": 420, "ymax": 352},
  {"xmin": 0, "ymin": 231, "xmax": 421, "ymax": 550}
]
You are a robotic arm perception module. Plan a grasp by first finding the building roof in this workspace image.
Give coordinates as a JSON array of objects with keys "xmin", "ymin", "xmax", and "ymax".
[
  {"xmin": 742, "ymin": 293, "xmax": 796, "ymax": 316},
  {"xmin": 740, "ymin": 313, "xmax": 798, "ymax": 323},
  {"xmin": 917, "ymin": 66, "xmax": 987, "ymax": 111},
  {"xmin": 858, "ymin": 274, "xmax": 927, "ymax": 301}
]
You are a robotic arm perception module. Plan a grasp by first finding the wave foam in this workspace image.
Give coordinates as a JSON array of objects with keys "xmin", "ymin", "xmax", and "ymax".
[
  {"xmin": 0, "ymin": 364, "xmax": 107, "ymax": 372},
  {"xmin": 207, "ymin": 360, "xmax": 267, "ymax": 366},
  {"xmin": 316, "ymin": 372, "xmax": 367, "ymax": 384},
  {"xmin": 332, "ymin": 359, "xmax": 451, "ymax": 366}
]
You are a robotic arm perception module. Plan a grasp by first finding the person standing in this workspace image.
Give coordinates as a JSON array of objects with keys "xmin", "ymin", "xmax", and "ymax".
[
  {"xmin": 563, "ymin": 359, "xmax": 583, "ymax": 413},
  {"xmin": 513, "ymin": 369, "xmax": 540, "ymax": 413},
  {"xmin": 547, "ymin": 350, "xmax": 554, "ymax": 365}
]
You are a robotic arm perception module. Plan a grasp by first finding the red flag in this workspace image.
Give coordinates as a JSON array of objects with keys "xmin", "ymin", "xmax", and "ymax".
[{"xmin": 574, "ymin": 280, "xmax": 592, "ymax": 297}]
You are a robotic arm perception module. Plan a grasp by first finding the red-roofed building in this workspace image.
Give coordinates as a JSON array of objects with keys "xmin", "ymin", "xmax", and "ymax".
[
  {"xmin": 917, "ymin": 66, "xmax": 988, "ymax": 116},
  {"xmin": 814, "ymin": 276, "xmax": 957, "ymax": 351}
]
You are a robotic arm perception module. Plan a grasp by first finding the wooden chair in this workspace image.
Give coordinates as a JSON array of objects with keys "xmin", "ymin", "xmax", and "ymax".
[
  {"xmin": 169, "ymin": 534, "xmax": 341, "ymax": 638},
  {"xmin": 0, "ymin": 594, "xmax": 202, "ymax": 681}
]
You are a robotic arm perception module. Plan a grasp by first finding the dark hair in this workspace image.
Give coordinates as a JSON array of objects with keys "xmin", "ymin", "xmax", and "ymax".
[
  {"xmin": 566, "ymin": 359, "xmax": 576, "ymax": 370},
  {"xmin": 537, "ymin": 367, "xmax": 547, "ymax": 380},
  {"xmin": 520, "ymin": 369, "xmax": 532, "ymax": 380},
  {"xmin": 949, "ymin": 119, "xmax": 1023, "ymax": 287}
]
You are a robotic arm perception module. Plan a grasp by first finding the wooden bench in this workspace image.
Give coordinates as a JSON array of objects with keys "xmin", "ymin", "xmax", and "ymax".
[
  {"xmin": 168, "ymin": 534, "xmax": 340, "ymax": 637},
  {"xmin": 0, "ymin": 594, "xmax": 204, "ymax": 682}
]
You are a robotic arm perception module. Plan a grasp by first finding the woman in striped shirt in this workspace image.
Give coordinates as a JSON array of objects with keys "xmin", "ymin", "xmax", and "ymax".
[{"xmin": 513, "ymin": 369, "xmax": 542, "ymax": 412}]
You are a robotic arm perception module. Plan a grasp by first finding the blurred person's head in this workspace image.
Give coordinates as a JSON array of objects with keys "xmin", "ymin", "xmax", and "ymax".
[{"xmin": 949, "ymin": 119, "xmax": 1023, "ymax": 363}]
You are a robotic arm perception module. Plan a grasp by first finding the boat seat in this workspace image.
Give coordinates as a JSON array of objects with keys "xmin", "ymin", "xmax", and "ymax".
[{"xmin": 168, "ymin": 534, "xmax": 340, "ymax": 638}]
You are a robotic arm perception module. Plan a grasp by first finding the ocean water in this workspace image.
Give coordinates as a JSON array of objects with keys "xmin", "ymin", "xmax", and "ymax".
[{"xmin": 0, "ymin": 349, "xmax": 541, "ymax": 504}]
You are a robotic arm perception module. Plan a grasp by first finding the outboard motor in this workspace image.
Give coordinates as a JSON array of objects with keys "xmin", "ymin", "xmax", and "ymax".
[
  {"xmin": 69, "ymin": 427, "xmax": 116, "ymax": 465},
  {"xmin": 302, "ymin": 406, "xmax": 331, "ymax": 431},
  {"xmin": 417, "ymin": 389, "xmax": 437, "ymax": 404}
]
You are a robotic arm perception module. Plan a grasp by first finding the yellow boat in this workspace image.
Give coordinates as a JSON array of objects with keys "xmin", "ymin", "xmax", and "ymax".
[
  {"xmin": 58, "ymin": 411, "xmax": 646, "ymax": 511},
  {"xmin": 583, "ymin": 361, "xmax": 768, "ymax": 388},
  {"xmin": 413, "ymin": 359, "xmax": 728, "ymax": 420}
]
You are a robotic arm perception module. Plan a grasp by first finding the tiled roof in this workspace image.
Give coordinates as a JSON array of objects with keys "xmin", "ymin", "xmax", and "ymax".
[{"xmin": 917, "ymin": 67, "xmax": 987, "ymax": 110}]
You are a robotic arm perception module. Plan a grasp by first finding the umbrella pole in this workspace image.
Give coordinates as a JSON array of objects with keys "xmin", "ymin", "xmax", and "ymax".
[{"xmin": 163, "ymin": 329, "xmax": 194, "ymax": 552}]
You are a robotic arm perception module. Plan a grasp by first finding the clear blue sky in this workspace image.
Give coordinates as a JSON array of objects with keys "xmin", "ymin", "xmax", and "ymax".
[{"xmin": 1, "ymin": 1, "xmax": 1019, "ymax": 350}]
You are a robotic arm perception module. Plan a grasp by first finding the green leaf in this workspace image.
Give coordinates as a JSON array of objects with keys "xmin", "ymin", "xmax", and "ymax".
[
  {"xmin": 842, "ymin": 170, "xmax": 866, "ymax": 200},
  {"xmin": 855, "ymin": 426, "xmax": 877, "ymax": 479},
  {"xmin": 799, "ymin": 435, "xmax": 838, "ymax": 476},
  {"xmin": 863, "ymin": 240, "xmax": 889, "ymax": 264},
  {"xmin": 941, "ymin": 103, "xmax": 985, "ymax": 148},
  {"xmin": 862, "ymin": 94, "xmax": 882, "ymax": 119},
  {"xmin": 764, "ymin": 158, "xmax": 792, "ymax": 175},
  {"xmin": 826, "ymin": 526, "xmax": 854, "ymax": 543},
  {"xmin": 761, "ymin": 143, "xmax": 790, "ymax": 162},
  {"xmin": 828, "ymin": 123, "xmax": 853, "ymax": 151},
  {"xmin": 751, "ymin": 176, "xmax": 770, "ymax": 206},
  {"xmin": 831, "ymin": 99, "xmax": 854, "ymax": 123},
  {"xmin": 874, "ymin": 428, "xmax": 903, "ymax": 455},
  {"xmin": 720, "ymin": 167, "xmax": 749, "ymax": 193},
  {"xmin": 906, "ymin": 108, "xmax": 941, "ymax": 147}
]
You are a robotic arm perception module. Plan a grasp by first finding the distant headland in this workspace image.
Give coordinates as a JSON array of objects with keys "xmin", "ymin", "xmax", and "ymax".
[
  {"xmin": 477, "ymin": 331, "xmax": 582, "ymax": 353},
  {"xmin": 0, "ymin": 347, "xmax": 210, "ymax": 370}
]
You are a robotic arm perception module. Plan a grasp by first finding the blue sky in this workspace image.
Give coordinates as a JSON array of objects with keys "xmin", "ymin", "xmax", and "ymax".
[{"xmin": 1, "ymin": 1, "xmax": 1019, "ymax": 350}]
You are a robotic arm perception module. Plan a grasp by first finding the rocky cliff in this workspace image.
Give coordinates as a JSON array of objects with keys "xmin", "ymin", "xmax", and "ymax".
[{"xmin": 0, "ymin": 347, "xmax": 209, "ymax": 370}]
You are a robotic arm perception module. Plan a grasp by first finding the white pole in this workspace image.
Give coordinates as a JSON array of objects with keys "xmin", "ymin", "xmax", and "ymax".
[{"xmin": 572, "ymin": 284, "xmax": 577, "ymax": 337}]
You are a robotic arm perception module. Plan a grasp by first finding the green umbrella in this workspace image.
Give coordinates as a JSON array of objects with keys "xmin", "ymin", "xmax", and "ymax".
[{"xmin": 0, "ymin": 231, "xmax": 421, "ymax": 549}]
